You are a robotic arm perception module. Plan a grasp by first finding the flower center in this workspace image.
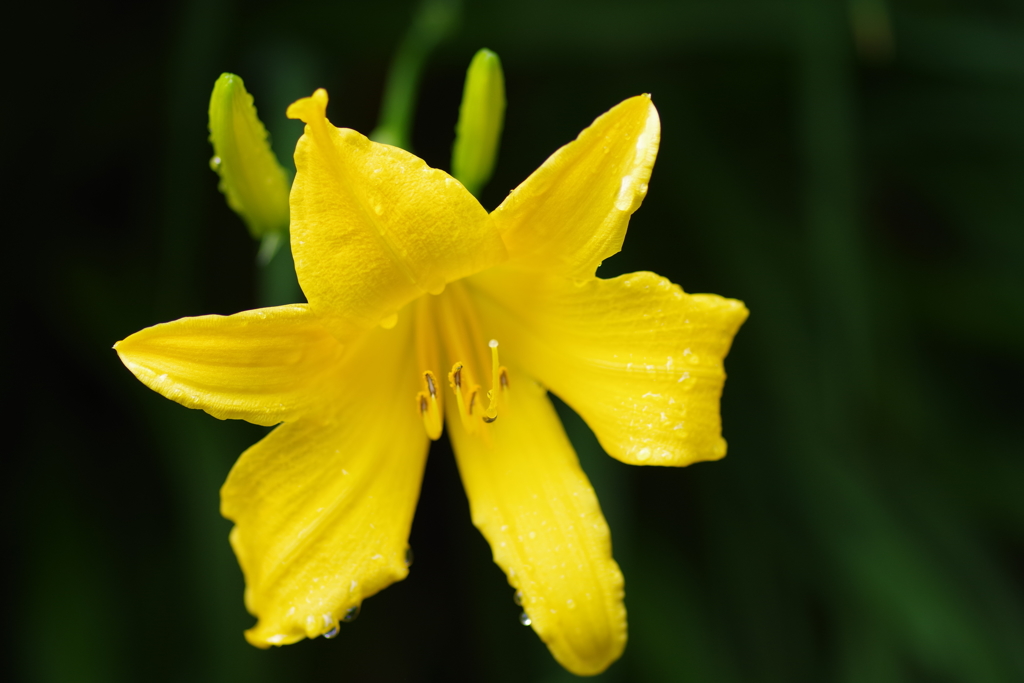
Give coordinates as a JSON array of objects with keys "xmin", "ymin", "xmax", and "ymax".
[{"xmin": 413, "ymin": 281, "xmax": 508, "ymax": 439}]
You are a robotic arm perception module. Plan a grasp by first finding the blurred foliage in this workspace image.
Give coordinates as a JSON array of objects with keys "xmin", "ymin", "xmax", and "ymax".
[{"xmin": 8, "ymin": 0, "xmax": 1023, "ymax": 681}]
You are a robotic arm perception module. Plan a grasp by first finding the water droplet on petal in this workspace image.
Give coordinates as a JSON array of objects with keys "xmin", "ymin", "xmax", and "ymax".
[
  {"xmin": 405, "ymin": 546, "xmax": 414, "ymax": 567},
  {"xmin": 209, "ymin": 155, "xmax": 222, "ymax": 171},
  {"xmin": 513, "ymin": 590, "xmax": 523, "ymax": 606},
  {"xmin": 519, "ymin": 612, "xmax": 532, "ymax": 626},
  {"xmin": 324, "ymin": 626, "xmax": 339, "ymax": 639},
  {"xmin": 343, "ymin": 606, "xmax": 360, "ymax": 623}
]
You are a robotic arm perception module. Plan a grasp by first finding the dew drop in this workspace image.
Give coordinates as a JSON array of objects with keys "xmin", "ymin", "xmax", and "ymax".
[
  {"xmin": 209, "ymin": 155, "xmax": 222, "ymax": 171},
  {"xmin": 373, "ymin": 203, "xmax": 384, "ymax": 215},
  {"xmin": 513, "ymin": 590, "xmax": 523, "ymax": 606},
  {"xmin": 405, "ymin": 546, "xmax": 414, "ymax": 567},
  {"xmin": 636, "ymin": 447, "xmax": 652, "ymax": 462},
  {"xmin": 519, "ymin": 612, "xmax": 532, "ymax": 626},
  {"xmin": 342, "ymin": 606, "xmax": 360, "ymax": 623},
  {"xmin": 324, "ymin": 626, "xmax": 339, "ymax": 639}
]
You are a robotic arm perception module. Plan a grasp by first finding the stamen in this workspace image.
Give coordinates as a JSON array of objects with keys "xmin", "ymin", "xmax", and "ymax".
[
  {"xmin": 448, "ymin": 363, "xmax": 478, "ymax": 433},
  {"xmin": 417, "ymin": 371, "xmax": 442, "ymax": 440}
]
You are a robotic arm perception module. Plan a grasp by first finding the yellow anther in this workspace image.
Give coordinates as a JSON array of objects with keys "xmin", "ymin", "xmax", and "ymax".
[{"xmin": 417, "ymin": 371, "xmax": 442, "ymax": 440}]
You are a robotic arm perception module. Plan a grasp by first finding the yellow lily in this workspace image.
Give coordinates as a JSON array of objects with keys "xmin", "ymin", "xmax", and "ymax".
[{"xmin": 114, "ymin": 87, "xmax": 748, "ymax": 676}]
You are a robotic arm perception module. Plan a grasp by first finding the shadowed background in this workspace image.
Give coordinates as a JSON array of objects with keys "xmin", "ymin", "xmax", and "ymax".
[{"xmin": 8, "ymin": 0, "xmax": 1023, "ymax": 681}]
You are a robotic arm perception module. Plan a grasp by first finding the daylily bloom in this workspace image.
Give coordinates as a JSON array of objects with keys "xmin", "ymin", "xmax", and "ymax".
[{"xmin": 115, "ymin": 88, "xmax": 747, "ymax": 676}]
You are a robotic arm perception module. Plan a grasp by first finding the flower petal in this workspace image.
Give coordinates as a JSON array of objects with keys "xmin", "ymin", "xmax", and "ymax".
[
  {"xmin": 447, "ymin": 366, "xmax": 626, "ymax": 676},
  {"xmin": 113, "ymin": 304, "xmax": 344, "ymax": 426},
  {"xmin": 469, "ymin": 268, "xmax": 748, "ymax": 466},
  {"xmin": 491, "ymin": 95, "xmax": 660, "ymax": 277},
  {"xmin": 287, "ymin": 89, "xmax": 507, "ymax": 339},
  {"xmin": 222, "ymin": 311, "xmax": 428, "ymax": 646}
]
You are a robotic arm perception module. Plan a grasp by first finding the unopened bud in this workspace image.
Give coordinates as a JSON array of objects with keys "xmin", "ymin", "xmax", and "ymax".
[
  {"xmin": 208, "ymin": 73, "xmax": 290, "ymax": 241},
  {"xmin": 451, "ymin": 49, "xmax": 506, "ymax": 197}
]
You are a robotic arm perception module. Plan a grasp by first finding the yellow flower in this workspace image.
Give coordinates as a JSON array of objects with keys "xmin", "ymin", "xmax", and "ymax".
[{"xmin": 115, "ymin": 88, "xmax": 748, "ymax": 676}]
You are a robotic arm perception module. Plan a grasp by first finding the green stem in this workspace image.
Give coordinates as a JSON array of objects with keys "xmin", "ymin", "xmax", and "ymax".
[
  {"xmin": 256, "ymin": 44, "xmax": 316, "ymax": 307},
  {"xmin": 258, "ymin": 231, "xmax": 303, "ymax": 306},
  {"xmin": 370, "ymin": 0, "xmax": 461, "ymax": 150}
]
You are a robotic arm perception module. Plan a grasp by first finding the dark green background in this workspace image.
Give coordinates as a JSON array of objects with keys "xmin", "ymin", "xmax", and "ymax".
[{"xmin": 9, "ymin": 0, "xmax": 1023, "ymax": 681}]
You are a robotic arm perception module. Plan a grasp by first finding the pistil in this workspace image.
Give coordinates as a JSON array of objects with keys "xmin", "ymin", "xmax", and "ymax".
[{"xmin": 482, "ymin": 339, "xmax": 504, "ymax": 423}]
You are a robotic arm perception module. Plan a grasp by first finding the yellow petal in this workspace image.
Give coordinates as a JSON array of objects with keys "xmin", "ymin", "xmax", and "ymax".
[
  {"xmin": 113, "ymin": 305, "xmax": 344, "ymax": 427},
  {"xmin": 447, "ymin": 365, "xmax": 626, "ymax": 676},
  {"xmin": 469, "ymin": 268, "xmax": 748, "ymax": 466},
  {"xmin": 491, "ymin": 95, "xmax": 660, "ymax": 277},
  {"xmin": 222, "ymin": 310, "xmax": 428, "ymax": 646},
  {"xmin": 286, "ymin": 89, "xmax": 507, "ymax": 339}
]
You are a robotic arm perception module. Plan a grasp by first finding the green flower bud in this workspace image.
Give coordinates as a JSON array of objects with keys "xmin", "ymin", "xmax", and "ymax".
[
  {"xmin": 451, "ymin": 49, "xmax": 506, "ymax": 198},
  {"xmin": 208, "ymin": 73, "xmax": 290, "ymax": 241}
]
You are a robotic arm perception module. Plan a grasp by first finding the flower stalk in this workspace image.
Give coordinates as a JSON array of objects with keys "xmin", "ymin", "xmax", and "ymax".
[{"xmin": 370, "ymin": 0, "xmax": 461, "ymax": 150}]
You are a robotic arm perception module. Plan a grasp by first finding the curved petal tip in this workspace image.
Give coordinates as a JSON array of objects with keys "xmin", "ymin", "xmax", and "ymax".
[{"xmin": 287, "ymin": 88, "xmax": 329, "ymax": 124}]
